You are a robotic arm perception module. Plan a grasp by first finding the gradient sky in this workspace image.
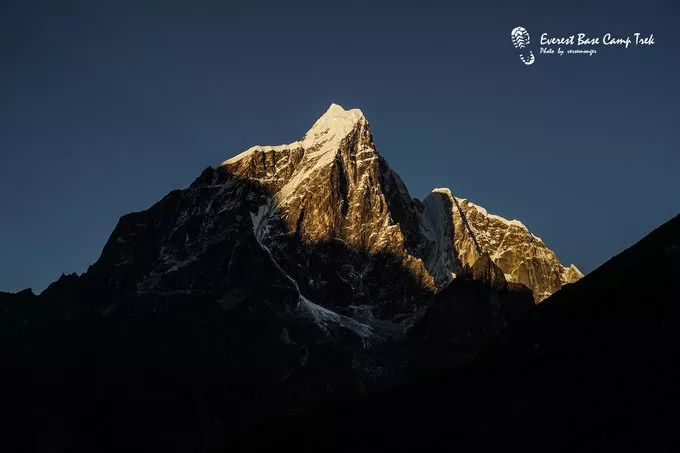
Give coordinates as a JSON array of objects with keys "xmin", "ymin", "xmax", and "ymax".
[{"xmin": 2, "ymin": 0, "xmax": 678, "ymax": 293}]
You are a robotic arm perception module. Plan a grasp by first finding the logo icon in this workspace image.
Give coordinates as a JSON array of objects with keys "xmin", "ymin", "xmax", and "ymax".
[{"xmin": 511, "ymin": 26, "xmax": 535, "ymax": 65}]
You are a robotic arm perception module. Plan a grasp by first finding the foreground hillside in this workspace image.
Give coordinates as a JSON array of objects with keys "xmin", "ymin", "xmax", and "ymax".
[{"xmin": 236, "ymin": 213, "xmax": 680, "ymax": 452}]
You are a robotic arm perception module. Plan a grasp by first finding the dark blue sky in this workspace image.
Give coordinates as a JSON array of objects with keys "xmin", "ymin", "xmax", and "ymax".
[{"xmin": 2, "ymin": 0, "xmax": 678, "ymax": 292}]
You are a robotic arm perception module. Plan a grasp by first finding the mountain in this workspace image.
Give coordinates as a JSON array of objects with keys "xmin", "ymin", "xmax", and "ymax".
[
  {"xmin": 1, "ymin": 104, "xmax": 581, "ymax": 452},
  {"xmin": 239, "ymin": 213, "xmax": 680, "ymax": 452},
  {"xmin": 208, "ymin": 103, "xmax": 578, "ymax": 307},
  {"xmin": 44, "ymin": 103, "xmax": 578, "ymax": 328},
  {"xmin": 422, "ymin": 188, "xmax": 581, "ymax": 300}
]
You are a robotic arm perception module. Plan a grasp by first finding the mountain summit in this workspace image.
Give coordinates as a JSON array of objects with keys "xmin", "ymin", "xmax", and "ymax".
[
  {"xmin": 2, "ymin": 103, "xmax": 583, "ymax": 451},
  {"xmin": 43, "ymin": 102, "xmax": 580, "ymax": 338},
  {"xmin": 218, "ymin": 103, "xmax": 580, "ymax": 305}
]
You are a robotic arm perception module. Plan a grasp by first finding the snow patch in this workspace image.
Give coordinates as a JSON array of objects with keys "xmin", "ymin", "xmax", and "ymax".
[
  {"xmin": 455, "ymin": 197, "xmax": 527, "ymax": 230},
  {"xmin": 221, "ymin": 103, "xmax": 365, "ymax": 170},
  {"xmin": 250, "ymin": 201, "xmax": 374, "ymax": 339},
  {"xmin": 296, "ymin": 296, "xmax": 373, "ymax": 339}
]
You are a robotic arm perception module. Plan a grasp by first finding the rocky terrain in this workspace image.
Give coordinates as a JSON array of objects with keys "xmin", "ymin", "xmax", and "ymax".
[
  {"xmin": 219, "ymin": 103, "xmax": 580, "ymax": 307},
  {"xmin": 0, "ymin": 104, "xmax": 584, "ymax": 452},
  {"xmin": 449, "ymin": 193, "xmax": 582, "ymax": 301},
  {"xmin": 241, "ymin": 212, "xmax": 680, "ymax": 452}
]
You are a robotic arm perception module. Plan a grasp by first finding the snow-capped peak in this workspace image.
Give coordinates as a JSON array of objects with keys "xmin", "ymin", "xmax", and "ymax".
[
  {"xmin": 221, "ymin": 103, "xmax": 366, "ymax": 166},
  {"xmin": 431, "ymin": 189, "xmax": 526, "ymax": 230},
  {"xmin": 456, "ymin": 198, "xmax": 527, "ymax": 230},
  {"xmin": 302, "ymin": 103, "xmax": 366, "ymax": 144},
  {"xmin": 220, "ymin": 103, "xmax": 375, "ymax": 205},
  {"xmin": 432, "ymin": 187, "xmax": 453, "ymax": 197},
  {"xmin": 216, "ymin": 104, "xmax": 581, "ymax": 302}
]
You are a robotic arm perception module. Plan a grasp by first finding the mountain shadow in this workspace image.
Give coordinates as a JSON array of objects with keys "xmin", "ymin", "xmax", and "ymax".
[{"xmin": 232, "ymin": 213, "xmax": 680, "ymax": 452}]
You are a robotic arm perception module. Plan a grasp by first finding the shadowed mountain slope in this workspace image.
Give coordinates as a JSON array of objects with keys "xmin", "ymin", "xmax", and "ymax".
[{"xmin": 234, "ymin": 213, "xmax": 680, "ymax": 452}]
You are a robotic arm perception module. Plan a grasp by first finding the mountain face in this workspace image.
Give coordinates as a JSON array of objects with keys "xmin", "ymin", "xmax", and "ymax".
[
  {"xmin": 244, "ymin": 213, "xmax": 680, "ymax": 452},
  {"xmin": 76, "ymin": 103, "xmax": 577, "ymax": 318},
  {"xmin": 2, "ymin": 104, "xmax": 582, "ymax": 451},
  {"xmin": 219, "ymin": 104, "xmax": 436, "ymax": 317},
  {"xmin": 214, "ymin": 103, "xmax": 578, "ymax": 307},
  {"xmin": 406, "ymin": 253, "xmax": 535, "ymax": 377},
  {"xmin": 445, "ymin": 192, "xmax": 582, "ymax": 301}
]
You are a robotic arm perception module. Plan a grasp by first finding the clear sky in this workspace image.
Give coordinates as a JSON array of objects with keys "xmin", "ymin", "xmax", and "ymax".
[{"xmin": 2, "ymin": 0, "xmax": 678, "ymax": 293}]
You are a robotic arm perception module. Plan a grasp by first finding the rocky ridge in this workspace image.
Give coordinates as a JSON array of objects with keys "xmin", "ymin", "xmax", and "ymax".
[
  {"xmin": 0, "ymin": 103, "xmax": 585, "ymax": 451},
  {"xmin": 219, "ymin": 103, "xmax": 580, "ymax": 308}
]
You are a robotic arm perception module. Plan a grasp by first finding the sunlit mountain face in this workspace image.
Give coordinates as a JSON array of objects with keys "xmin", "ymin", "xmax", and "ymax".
[{"xmin": 2, "ymin": 104, "xmax": 676, "ymax": 453}]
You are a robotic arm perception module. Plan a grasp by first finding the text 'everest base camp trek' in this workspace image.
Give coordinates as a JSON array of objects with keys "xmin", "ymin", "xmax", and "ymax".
[{"xmin": 0, "ymin": 103, "xmax": 586, "ymax": 451}]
